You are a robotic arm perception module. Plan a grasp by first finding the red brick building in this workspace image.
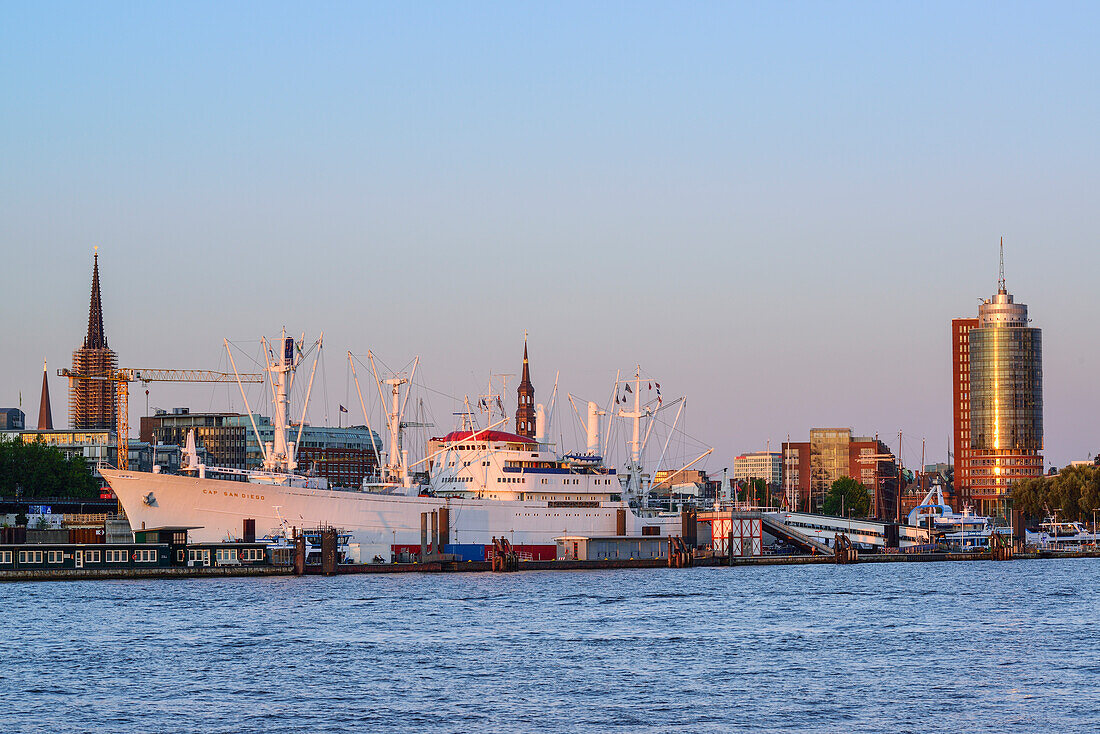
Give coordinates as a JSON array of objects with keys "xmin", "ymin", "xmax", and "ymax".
[{"xmin": 951, "ymin": 317, "xmax": 979, "ymax": 504}]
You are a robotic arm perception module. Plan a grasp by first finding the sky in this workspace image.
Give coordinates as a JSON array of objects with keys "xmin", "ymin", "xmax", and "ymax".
[{"xmin": 1, "ymin": 2, "xmax": 1097, "ymax": 470}]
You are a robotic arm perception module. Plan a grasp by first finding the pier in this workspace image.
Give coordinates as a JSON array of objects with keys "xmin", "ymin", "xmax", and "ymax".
[{"xmin": 4, "ymin": 547, "xmax": 1097, "ymax": 582}]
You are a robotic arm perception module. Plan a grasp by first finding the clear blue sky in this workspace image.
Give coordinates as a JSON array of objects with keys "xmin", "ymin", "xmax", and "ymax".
[{"xmin": 2, "ymin": 2, "xmax": 1097, "ymax": 469}]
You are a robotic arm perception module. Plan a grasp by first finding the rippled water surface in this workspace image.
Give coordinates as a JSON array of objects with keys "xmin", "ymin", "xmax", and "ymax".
[{"xmin": 1, "ymin": 559, "xmax": 1098, "ymax": 733}]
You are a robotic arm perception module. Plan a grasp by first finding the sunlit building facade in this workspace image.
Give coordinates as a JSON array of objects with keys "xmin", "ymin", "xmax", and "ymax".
[{"xmin": 952, "ymin": 261, "xmax": 1043, "ymax": 519}]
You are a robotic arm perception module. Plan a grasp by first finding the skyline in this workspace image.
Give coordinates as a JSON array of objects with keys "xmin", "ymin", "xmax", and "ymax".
[{"xmin": 2, "ymin": 3, "xmax": 1098, "ymax": 469}]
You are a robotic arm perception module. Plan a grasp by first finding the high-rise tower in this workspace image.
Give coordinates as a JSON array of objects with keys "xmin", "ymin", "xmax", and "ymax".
[
  {"xmin": 69, "ymin": 250, "xmax": 118, "ymax": 431},
  {"xmin": 515, "ymin": 337, "xmax": 536, "ymax": 439},
  {"xmin": 952, "ymin": 241, "xmax": 1043, "ymax": 518}
]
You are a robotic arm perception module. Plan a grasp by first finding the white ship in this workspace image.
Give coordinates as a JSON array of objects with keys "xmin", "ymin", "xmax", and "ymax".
[
  {"xmin": 102, "ymin": 332, "xmax": 694, "ymax": 561},
  {"xmin": 905, "ymin": 484, "xmax": 1010, "ymax": 549},
  {"xmin": 1025, "ymin": 518, "xmax": 1098, "ymax": 549}
]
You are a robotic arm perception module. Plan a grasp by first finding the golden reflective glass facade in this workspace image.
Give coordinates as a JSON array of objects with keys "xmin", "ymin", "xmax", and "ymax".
[{"xmin": 969, "ymin": 328, "xmax": 1042, "ymax": 451}]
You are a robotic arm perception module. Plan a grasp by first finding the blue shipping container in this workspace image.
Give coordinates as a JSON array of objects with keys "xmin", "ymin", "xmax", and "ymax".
[{"xmin": 444, "ymin": 544, "xmax": 486, "ymax": 562}]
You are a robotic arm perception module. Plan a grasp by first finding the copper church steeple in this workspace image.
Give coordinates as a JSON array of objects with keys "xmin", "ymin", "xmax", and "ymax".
[{"xmin": 515, "ymin": 336, "xmax": 536, "ymax": 439}]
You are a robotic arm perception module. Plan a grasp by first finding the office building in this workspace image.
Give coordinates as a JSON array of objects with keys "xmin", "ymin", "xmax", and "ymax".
[
  {"xmin": 952, "ymin": 247, "xmax": 1043, "ymax": 518},
  {"xmin": 732, "ymin": 451, "xmax": 782, "ymax": 488},
  {"xmin": 782, "ymin": 429, "xmax": 897, "ymax": 517}
]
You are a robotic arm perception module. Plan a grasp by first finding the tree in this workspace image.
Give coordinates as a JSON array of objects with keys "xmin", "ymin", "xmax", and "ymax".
[
  {"xmin": 0, "ymin": 437, "xmax": 99, "ymax": 499},
  {"xmin": 1011, "ymin": 465, "xmax": 1100, "ymax": 523},
  {"xmin": 822, "ymin": 476, "xmax": 871, "ymax": 518},
  {"xmin": 1011, "ymin": 475, "xmax": 1048, "ymax": 519}
]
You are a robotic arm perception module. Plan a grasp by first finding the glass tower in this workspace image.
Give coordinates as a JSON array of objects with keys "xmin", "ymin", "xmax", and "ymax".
[{"xmin": 964, "ymin": 274, "xmax": 1043, "ymax": 518}]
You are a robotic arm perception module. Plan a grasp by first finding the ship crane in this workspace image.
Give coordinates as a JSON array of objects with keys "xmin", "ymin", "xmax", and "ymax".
[{"xmin": 59, "ymin": 367, "xmax": 264, "ymax": 470}]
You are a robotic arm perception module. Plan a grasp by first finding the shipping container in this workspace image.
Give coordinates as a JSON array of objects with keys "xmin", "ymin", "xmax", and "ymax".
[
  {"xmin": 443, "ymin": 544, "xmax": 486, "ymax": 562},
  {"xmin": 0, "ymin": 527, "xmax": 27, "ymax": 544},
  {"xmin": 68, "ymin": 527, "xmax": 106, "ymax": 544}
]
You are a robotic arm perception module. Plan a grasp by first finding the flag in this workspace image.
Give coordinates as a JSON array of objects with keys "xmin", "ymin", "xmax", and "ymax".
[
  {"xmin": 339, "ymin": 405, "xmax": 348, "ymax": 413},
  {"xmin": 496, "ymin": 396, "xmax": 504, "ymax": 414},
  {"xmin": 615, "ymin": 395, "xmax": 620, "ymax": 404},
  {"xmin": 648, "ymin": 382, "xmax": 652, "ymax": 390},
  {"xmin": 655, "ymin": 382, "xmax": 660, "ymax": 389},
  {"xmin": 625, "ymin": 384, "xmax": 632, "ymax": 393}
]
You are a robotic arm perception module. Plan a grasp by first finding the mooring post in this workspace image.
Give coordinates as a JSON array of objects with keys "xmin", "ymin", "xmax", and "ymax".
[
  {"xmin": 293, "ymin": 529, "xmax": 305, "ymax": 576},
  {"xmin": 321, "ymin": 527, "xmax": 338, "ymax": 576}
]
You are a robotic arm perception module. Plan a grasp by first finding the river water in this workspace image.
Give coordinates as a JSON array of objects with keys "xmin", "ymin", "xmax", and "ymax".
[{"xmin": 0, "ymin": 559, "xmax": 1097, "ymax": 733}]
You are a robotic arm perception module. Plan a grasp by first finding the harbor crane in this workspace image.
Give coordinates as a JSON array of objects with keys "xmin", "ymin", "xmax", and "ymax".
[{"xmin": 59, "ymin": 367, "xmax": 264, "ymax": 470}]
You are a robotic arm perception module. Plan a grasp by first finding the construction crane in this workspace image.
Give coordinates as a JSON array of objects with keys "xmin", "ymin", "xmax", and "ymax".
[{"xmin": 59, "ymin": 368, "xmax": 264, "ymax": 470}]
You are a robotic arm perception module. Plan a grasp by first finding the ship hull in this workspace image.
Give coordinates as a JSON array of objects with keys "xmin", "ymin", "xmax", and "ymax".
[{"xmin": 101, "ymin": 469, "xmax": 680, "ymax": 552}]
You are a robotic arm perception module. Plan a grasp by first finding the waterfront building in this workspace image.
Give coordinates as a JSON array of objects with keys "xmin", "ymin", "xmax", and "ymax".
[
  {"xmin": 1, "ymin": 408, "xmax": 25, "ymax": 431},
  {"xmin": 732, "ymin": 451, "xmax": 782, "ymax": 489},
  {"xmin": 782, "ymin": 429, "xmax": 897, "ymax": 517},
  {"xmin": 140, "ymin": 409, "xmax": 248, "ymax": 469},
  {"xmin": 3, "ymin": 429, "xmax": 114, "ymax": 484},
  {"xmin": 69, "ymin": 251, "xmax": 118, "ymax": 431},
  {"xmin": 952, "ymin": 245, "xmax": 1043, "ymax": 519}
]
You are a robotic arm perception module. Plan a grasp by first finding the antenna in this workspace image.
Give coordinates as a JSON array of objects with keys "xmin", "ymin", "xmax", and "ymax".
[{"xmin": 998, "ymin": 236, "xmax": 1005, "ymax": 293}]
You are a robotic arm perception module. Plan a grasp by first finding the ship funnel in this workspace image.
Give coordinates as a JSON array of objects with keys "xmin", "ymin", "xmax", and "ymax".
[
  {"xmin": 535, "ymin": 403, "xmax": 547, "ymax": 443},
  {"xmin": 586, "ymin": 402, "xmax": 601, "ymax": 454},
  {"xmin": 181, "ymin": 428, "xmax": 200, "ymax": 472}
]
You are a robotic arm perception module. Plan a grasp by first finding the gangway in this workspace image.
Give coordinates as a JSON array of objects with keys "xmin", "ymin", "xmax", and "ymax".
[{"xmin": 758, "ymin": 513, "xmax": 834, "ymax": 556}]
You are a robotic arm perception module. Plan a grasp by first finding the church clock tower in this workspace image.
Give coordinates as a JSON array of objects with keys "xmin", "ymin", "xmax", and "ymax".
[{"xmin": 515, "ymin": 337, "xmax": 536, "ymax": 439}]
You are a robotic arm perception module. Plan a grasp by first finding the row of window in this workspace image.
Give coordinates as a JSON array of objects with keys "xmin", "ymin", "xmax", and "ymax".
[{"xmin": 0, "ymin": 549, "xmax": 156, "ymax": 564}]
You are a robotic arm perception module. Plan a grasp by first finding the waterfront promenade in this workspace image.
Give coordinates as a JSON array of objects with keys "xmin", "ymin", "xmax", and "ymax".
[{"xmin": 3, "ymin": 548, "xmax": 1097, "ymax": 582}]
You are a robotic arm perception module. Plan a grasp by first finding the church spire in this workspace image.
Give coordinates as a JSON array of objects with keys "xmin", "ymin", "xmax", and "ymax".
[
  {"xmin": 84, "ymin": 248, "xmax": 107, "ymax": 349},
  {"xmin": 515, "ymin": 333, "xmax": 536, "ymax": 439},
  {"xmin": 37, "ymin": 360, "xmax": 53, "ymax": 430}
]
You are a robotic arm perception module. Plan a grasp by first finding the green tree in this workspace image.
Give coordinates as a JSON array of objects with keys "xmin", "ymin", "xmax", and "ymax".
[
  {"xmin": 1012, "ymin": 465, "xmax": 1100, "ymax": 523},
  {"xmin": 737, "ymin": 478, "xmax": 769, "ymax": 506},
  {"xmin": 821, "ymin": 476, "xmax": 871, "ymax": 518},
  {"xmin": 0, "ymin": 437, "xmax": 99, "ymax": 499},
  {"xmin": 1011, "ymin": 475, "xmax": 1049, "ymax": 519}
]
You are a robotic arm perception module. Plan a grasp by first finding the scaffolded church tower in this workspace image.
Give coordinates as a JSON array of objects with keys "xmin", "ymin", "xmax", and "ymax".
[{"xmin": 69, "ymin": 250, "xmax": 118, "ymax": 430}]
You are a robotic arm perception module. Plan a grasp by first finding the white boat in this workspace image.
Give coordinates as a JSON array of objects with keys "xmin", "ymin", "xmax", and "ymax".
[
  {"xmin": 1025, "ymin": 518, "xmax": 1098, "ymax": 549},
  {"xmin": 102, "ymin": 333, "xmax": 692, "ymax": 562},
  {"xmin": 906, "ymin": 484, "xmax": 1010, "ymax": 549}
]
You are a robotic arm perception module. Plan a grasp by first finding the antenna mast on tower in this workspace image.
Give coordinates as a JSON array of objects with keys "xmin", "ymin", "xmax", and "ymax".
[{"xmin": 998, "ymin": 236, "xmax": 1005, "ymax": 293}]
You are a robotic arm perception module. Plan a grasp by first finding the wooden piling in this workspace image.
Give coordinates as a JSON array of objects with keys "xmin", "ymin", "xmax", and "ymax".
[
  {"xmin": 438, "ymin": 506, "xmax": 450, "ymax": 549},
  {"xmin": 293, "ymin": 529, "xmax": 305, "ymax": 576},
  {"xmin": 321, "ymin": 527, "xmax": 338, "ymax": 576}
]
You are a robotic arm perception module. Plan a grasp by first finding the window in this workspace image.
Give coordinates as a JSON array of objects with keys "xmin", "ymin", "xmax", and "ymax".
[
  {"xmin": 106, "ymin": 550, "xmax": 127, "ymax": 563},
  {"xmin": 18, "ymin": 551, "xmax": 43, "ymax": 564},
  {"xmin": 0, "ymin": 551, "xmax": 10, "ymax": 563},
  {"xmin": 135, "ymin": 549, "xmax": 157, "ymax": 563},
  {"xmin": 85, "ymin": 550, "xmax": 101, "ymax": 563},
  {"xmin": 216, "ymin": 548, "xmax": 238, "ymax": 563},
  {"xmin": 48, "ymin": 551, "xmax": 64, "ymax": 564}
]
